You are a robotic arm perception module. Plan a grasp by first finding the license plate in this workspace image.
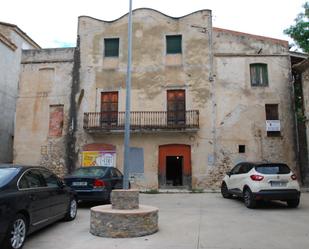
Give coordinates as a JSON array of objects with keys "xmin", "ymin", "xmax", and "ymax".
[
  {"xmin": 72, "ymin": 182, "xmax": 88, "ymax": 186},
  {"xmin": 270, "ymin": 181, "xmax": 287, "ymax": 187}
]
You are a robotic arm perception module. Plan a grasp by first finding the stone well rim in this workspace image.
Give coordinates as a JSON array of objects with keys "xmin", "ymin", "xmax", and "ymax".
[{"xmin": 91, "ymin": 204, "xmax": 158, "ymax": 214}]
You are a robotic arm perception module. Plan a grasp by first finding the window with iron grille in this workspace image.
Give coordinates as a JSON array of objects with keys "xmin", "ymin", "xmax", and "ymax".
[
  {"xmin": 166, "ymin": 35, "xmax": 182, "ymax": 54},
  {"xmin": 265, "ymin": 104, "xmax": 281, "ymax": 137},
  {"xmin": 104, "ymin": 38, "xmax": 119, "ymax": 57},
  {"xmin": 250, "ymin": 63, "xmax": 268, "ymax": 86}
]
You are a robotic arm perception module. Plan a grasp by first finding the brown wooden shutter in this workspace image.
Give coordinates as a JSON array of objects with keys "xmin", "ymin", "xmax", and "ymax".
[
  {"xmin": 167, "ymin": 90, "xmax": 185, "ymax": 125},
  {"xmin": 101, "ymin": 92, "xmax": 118, "ymax": 126}
]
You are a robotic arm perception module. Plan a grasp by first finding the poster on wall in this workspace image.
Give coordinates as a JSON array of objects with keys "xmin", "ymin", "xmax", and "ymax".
[{"xmin": 82, "ymin": 151, "xmax": 116, "ymax": 167}]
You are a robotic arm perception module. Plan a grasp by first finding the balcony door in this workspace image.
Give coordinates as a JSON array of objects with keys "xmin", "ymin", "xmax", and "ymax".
[
  {"xmin": 101, "ymin": 92, "xmax": 118, "ymax": 126},
  {"xmin": 167, "ymin": 90, "xmax": 185, "ymax": 125}
]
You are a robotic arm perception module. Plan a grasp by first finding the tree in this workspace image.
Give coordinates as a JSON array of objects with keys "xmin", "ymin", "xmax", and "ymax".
[{"xmin": 284, "ymin": 2, "xmax": 309, "ymax": 52}]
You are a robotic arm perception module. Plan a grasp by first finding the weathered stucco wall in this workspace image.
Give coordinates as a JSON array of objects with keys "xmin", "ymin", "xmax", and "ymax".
[
  {"xmin": 206, "ymin": 29, "xmax": 297, "ymax": 188},
  {"xmin": 0, "ymin": 23, "xmax": 37, "ymax": 163},
  {"xmin": 14, "ymin": 48, "xmax": 74, "ymax": 176},
  {"xmin": 77, "ymin": 9, "xmax": 214, "ymax": 188},
  {"xmin": 12, "ymin": 9, "xmax": 298, "ymax": 189}
]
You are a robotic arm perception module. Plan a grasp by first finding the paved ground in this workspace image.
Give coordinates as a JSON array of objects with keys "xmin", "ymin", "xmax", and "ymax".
[{"xmin": 24, "ymin": 193, "xmax": 309, "ymax": 249}]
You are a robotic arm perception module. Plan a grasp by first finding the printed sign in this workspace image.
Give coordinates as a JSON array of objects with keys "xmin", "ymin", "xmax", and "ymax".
[
  {"xmin": 266, "ymin": 120, "xmax": 280, "ymax": 131},
  {"xmin": 82, "ymin": 151, "xmax": 116, "ymax": 167}
]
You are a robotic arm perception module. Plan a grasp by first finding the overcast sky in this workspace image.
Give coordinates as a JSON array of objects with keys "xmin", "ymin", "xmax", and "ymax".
[{"xmin": 0, "ymin": 0, "xmax": 305, "ymax": 49}]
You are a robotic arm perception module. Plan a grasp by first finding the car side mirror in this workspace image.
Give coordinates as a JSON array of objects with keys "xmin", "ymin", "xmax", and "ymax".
[{"xmin": 227, "ymin": 171, "xmax": 232, "ymax": 177}]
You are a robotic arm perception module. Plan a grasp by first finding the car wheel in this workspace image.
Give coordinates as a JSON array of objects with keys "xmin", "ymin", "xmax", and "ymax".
[
  {"xmin": 243, "ymin": 188, "xmax": 256, "ymax": 209},
  {"xmin": 286, "ymin": 198, "xmax": 300, "ymax": 208},
  {"xmin": 64, "ymin": 197, "xmax": 77, "ymax": 221},
  {"xmin": 4, "ymin": 214, "xmax": 27, "ymax": 249},
  {"xmin": 221, "ymin": 182, "xmax": 232, "ymax": 199}
]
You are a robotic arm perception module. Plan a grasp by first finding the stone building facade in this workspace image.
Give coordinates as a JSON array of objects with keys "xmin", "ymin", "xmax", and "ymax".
[
  {"xmin": 0, "ymin": 22, "xmax": 40, "ymax": 163},
  {"xmin": 14, "ymin": 9, "xmax": 299, "ymax": 189}
]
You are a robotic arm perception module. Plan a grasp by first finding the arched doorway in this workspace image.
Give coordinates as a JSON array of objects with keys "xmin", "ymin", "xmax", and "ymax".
[{"xmin": 158, "ymin": 144, "xmax": 191, "ymax": 188}]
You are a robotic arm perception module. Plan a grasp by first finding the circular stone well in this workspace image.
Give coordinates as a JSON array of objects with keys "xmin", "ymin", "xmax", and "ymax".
[{"xmin": 90, "ymin": 189, "xmax": 159, "ymax": 238}]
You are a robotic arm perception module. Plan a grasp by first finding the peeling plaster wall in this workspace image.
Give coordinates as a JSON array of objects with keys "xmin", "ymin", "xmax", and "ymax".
[
  {"xmin": 0, "ymin": 24, "xmax": 36, "ymax": 163},
  {"xmin": 206, "ymin": 29, "xmax": 297, "ymax": 188},
  {"xmin": 77, "ymin": 9, "xmax": 213, "ymax": 188},
  {"xmin": 14, "ymin": 48, "xmax": 74, "ymax": 177},
  {"xmin": 12, "ymin": 9, "xmax": 297, "ymax": 189}
]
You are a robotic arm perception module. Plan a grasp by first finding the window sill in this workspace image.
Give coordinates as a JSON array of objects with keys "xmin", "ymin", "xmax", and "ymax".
[
  {"xmin": 165, "ymin": 54, "xmax": 183, "ymax": 66},
  {"xmin": 103, "ymin": 57, "xmax": 119, "ymax": 69}
]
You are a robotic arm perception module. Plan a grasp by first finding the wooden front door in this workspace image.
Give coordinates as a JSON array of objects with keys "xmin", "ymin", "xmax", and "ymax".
[
  {"xmin": 101, "ymin": 92, "xmax": 118, "ymax": 126},
  {"xmin": 167, "ymin": 90, "xmax": 185, "ymax": 125},
  {"xmin": 158, "ymin": 144, "xmax": 191, "ymax": 188}
]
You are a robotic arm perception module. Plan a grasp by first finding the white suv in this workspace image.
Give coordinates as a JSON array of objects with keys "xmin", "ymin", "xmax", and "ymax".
[{"xmin": 221, "ymin": 162, "xmax": 301, "ymax": 208}]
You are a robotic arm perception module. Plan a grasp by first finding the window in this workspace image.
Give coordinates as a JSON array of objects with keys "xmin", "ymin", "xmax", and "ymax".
[
  {"xmin": 40, "ymin": 169, "xmax": 59, "ymax": 188},
  {"xmin": 230, "ymin": 164, "xmax": 242, "ymax": 175},
  {"xmin": 250, "ymin": 63, "xmax": 268, "ymax": 86},
  {"xmin": 239, "ymin": 145, "xmax": 245, "ymax": 153},
  {"xmin": 167, "ymin": 90, "xmax": 185, "ymax": 125},
  {"xmin": 104, "ymin": 38, "xmax": 119, "ymax": 57},
  {"xmin": 166, "ymin": 35, "xmax": 182, "ymax": 54},
  {"xmin": 101, "ymin": 92, "xmax": 118, "ymax": 126},
  {"xmin": 265, "ymin": 104, "xmax": 281, "ymax": 137},
  {"xmin": 18, "ymin": 169, "xmax": 46, "ymax": 189},
  {"xmin": 255, "ymin": 164, "xmax": 291, "ymax": 174}
]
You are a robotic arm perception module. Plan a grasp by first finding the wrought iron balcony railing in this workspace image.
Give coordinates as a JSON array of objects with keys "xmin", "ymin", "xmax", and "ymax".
[{"xmin": 83, "ymin": 110, "xmax": 199, "ymax": 132}]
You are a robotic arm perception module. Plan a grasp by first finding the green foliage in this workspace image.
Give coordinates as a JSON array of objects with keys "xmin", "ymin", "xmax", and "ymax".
[
  {"xmin": 191, "ymin": 188, "xmax": 204, "ymax": 193},
  {"xmin": 294, "ymin": 82, "xmax": 307, "ymax": 123},
  {"xmin": 143, "ymin": 189, "xmax": 159, "ymax": 194},
  {"xmin": 284, "ymin": 2, "xmax": 309, "ymax": 52}
]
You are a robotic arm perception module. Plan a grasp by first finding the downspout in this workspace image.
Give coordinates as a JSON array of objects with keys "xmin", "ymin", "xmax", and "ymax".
[{"xmin": 208, "ymin": 11, "xmax": 217, "ymax": 166}]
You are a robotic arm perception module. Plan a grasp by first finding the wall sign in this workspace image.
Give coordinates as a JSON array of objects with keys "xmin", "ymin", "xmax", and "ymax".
[
  {"xmin": 82, "ymin": 151, "xmax": 116, "ymax": 167},
  {"xmin": 266, "ymin": 120, "xmax": 280, "ymax": 131},
  {"xmin": 82, "ymin": 143, "xmax": 116, "ymax": 167}
]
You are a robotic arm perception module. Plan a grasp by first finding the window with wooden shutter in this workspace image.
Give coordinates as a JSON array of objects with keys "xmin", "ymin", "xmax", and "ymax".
[
  {"xmin": 104, "ymin": 38, "xmax": 119, "ymax": 57},
  {"xmin": 167, "ymin": 90, "xmax": 185, "ymax": 125},
  {"xmin": 265, "ymin": 104, "xmax": 281, "ymax": 137},
  {"xmin": 101, "ymin": 92, "xmax": 118, "ymax": 126},
  {"xmin": 166, "ymin": 35, "xmax": 182, "ymax": 54},
  {"xmin": 250, "ymin": 63, "xmax": 268, "ymax": 86}
]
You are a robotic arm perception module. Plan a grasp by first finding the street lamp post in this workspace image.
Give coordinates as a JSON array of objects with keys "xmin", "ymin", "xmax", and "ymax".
[{"xmin": 123, "ymin": 0, "xmax": 133, "ymax": 189}]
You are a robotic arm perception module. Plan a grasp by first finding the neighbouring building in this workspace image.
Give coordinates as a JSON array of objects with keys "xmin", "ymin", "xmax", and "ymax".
[
  {"xmin": 14, "ymin": 9, "xmax": 300, "ymax": 189},
  {"xmin": 14, "ymin": 48, "xmax": 75, "ymax": 176},
  {"xmin": 292, "ymin": 57, "xmax": 309, "ymax": 185},
  {"xmin": 0, "ymin": 21, "xmax": 40, "ymax": 163}
]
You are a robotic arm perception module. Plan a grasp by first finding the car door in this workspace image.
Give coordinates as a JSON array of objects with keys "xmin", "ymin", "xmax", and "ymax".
[
  {"xmin": 110, "ymin": 168, "xmax": 123, "ymax": 189},
  {"xmin": 18, "ymin": 169, "xmax": 51, "ymax": 227},
  {"xmin": 227, "ymin": 163, "xmax": 243, "ymax": 194},
  {"xmin": 40, "ymin": 169, "xmax": 69, "ymax": 219}
]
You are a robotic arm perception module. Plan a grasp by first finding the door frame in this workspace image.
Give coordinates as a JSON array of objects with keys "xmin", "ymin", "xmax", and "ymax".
[{"xmin": 158, "ymin": 144, "xmax": 191, "ymax": 188}]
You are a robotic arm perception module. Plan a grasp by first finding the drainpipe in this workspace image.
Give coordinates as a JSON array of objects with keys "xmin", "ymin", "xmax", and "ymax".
[{"xmin": 208, "ymin": 11, "xmax": 217, "ymax": 167}]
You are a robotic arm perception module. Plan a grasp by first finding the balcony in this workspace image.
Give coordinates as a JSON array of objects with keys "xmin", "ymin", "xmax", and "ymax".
[{"xmin": 83, "ymin": 110, "xmax": 199, "ymax": 133}]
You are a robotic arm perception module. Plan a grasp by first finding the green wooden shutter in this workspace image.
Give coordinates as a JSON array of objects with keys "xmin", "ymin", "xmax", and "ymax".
[
  {"xmin": 166, "ymin": 35, "xmax": 182, "ymax": 54},
  {"xmin": 104, "ymin": 38, "xmax": 119, "ymax": 57}
]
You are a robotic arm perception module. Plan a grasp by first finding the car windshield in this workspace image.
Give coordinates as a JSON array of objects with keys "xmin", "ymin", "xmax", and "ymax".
[
  {"xmin": 255, "ymin": 164, "xmax": 291, "ymax": 174},
  {"xmin": 0, "ymin": 167, "xmax": 20, "ymax": 187},
  {"xmin": 71, "ymin": 167, "xmax": 108, "ymax": 177}
]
